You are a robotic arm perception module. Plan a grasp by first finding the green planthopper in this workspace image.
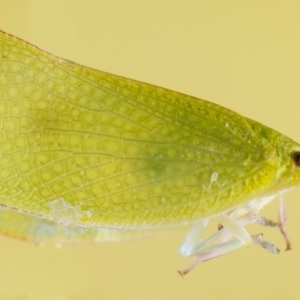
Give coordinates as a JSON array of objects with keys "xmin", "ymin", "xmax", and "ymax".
[{"xmin": 0, "ymin": 30, "xmax": 299, "ymax": 275}]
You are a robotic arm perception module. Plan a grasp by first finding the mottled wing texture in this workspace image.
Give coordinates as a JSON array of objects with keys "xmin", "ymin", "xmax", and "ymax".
[{"xmin": 0, "ymin": 31, "xmax": 278, "ymax": 229}]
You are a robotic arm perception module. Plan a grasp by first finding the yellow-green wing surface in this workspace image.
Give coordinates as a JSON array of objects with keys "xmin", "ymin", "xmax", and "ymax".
[{"xmin": 0, "ymin": 31, "xmax": 299, "ymax": 230}]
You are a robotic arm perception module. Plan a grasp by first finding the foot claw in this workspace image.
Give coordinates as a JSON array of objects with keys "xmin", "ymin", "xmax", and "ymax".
[{"xmin": 177, "ymin": 270, "xmax": 186, "ymax": 278}]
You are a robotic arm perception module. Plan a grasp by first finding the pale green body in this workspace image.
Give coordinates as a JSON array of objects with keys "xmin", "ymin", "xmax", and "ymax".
[{"xmin": 0, "ymin": 31, "xmax": 300, "ymax": 242}]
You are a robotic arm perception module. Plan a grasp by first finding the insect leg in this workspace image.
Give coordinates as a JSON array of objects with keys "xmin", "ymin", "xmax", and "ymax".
[
  {"xmin": 251, "ymin": 234, "xmax": 279, "ymax": 254},
  {"xmin": 178, "ymin": 212, "xmax": 282, "ymax": 276},
  {"xmin": 227, "ymin": 210, "xmax": 281, "ymax": 254},
  {"xmin": 179, "ymin": 219, "xmax": 210, "ymax": 258},
  {"xmin": 235, "ymin": 200, "xmax": 292, "ymax": 251},
  {"xmin": 237, "ymin": 212, "xmax": 277, "ymax": 227},
  {"xmin": 178, "ymin": 214, "xmax": 252, "ymax": 276},
  {"xmin": 178, "ymin": 238, "xmax": 244, "ymax": 277},
  {"xmin": 278, "ymin": 196, "xmax": 292, "ymax": 251}
]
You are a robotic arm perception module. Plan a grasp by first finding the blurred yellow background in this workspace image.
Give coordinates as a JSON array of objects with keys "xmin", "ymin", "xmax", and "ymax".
[{"xmin": 1, "ymin": 1, "xmax": 300, "ymax": 299}]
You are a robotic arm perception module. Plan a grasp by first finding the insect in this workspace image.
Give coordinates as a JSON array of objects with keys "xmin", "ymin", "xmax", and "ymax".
[{"xmin": 0, "ymin": 30, "xmax": 299, "ymax": 276}]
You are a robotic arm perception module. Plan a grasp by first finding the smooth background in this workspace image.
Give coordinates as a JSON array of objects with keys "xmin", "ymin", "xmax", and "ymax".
[{"xmin": 1, "ymin": 1, "xmax": 300, "ymax": 299}]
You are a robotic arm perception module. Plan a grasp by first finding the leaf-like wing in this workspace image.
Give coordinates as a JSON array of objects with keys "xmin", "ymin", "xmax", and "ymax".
[{"xmin": 0, "ymin": 31, "xmax": 279, "ymax": 229}]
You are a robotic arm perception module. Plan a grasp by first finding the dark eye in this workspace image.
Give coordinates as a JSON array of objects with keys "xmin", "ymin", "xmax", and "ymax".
[{"xmin": 293, "ymin": 152, "xmax": 300, "ymax": 167}]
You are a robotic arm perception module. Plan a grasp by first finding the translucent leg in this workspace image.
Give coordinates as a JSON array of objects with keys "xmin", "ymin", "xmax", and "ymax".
[
  {"xmin": 178, "ymin": 239, "xmax": 244, "ymax": 277},
  {"xmin": 241, "ymin": 198, "xmax": 292, "ymax": 250},
  {"xmin": 237, "ymin": 212, "xmax": 277, "ymax": 227},
  {"xmin": 278, "ymin": 197, "xmax": 292, "ymax": 251},
  {"xmin": 178, "ymin": 214, "xmax": 251, "ymax": 276},
  {"xmin": 218, "ymin": 214, "xmax": 251, "ymax": 244},
  {"xmin": 178, "ymin": 232, "xmax": 279, "ymax": 277},
  {"xmin": 179, "ymin": 219, "xmax": 209, "ymax": 258},
  {"xmin": 178, "ymin": 212, "xmax": 280, "ymax": 277},
  {"xmin": 251, "ymin": 234, "xmax": 279, "ymax": 254},
  {"xmin": 245, "ymin": 195, "xmax": 292, "ymax": 250}
]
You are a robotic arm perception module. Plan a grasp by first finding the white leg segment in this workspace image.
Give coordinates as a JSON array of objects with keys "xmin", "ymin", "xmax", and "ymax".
[
  {"xmin": 179, "ymin": 219, "xmax": 209, "ymax": 258},
  {"xmin": 178, "ymin": 204, "xmax": 283, "ymax": 277}
]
